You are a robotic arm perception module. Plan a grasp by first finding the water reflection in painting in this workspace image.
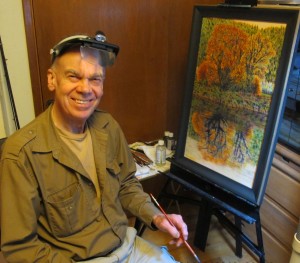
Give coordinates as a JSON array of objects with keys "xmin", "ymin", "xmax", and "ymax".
[{"xmin": 184, "ymin": 17, "xmax": 286, "ymax": 188}]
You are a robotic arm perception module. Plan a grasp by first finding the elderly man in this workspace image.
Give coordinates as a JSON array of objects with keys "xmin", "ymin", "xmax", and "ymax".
[{"xmin": 0, "ymin": 32, "xmax": 188, "ymax": 262}]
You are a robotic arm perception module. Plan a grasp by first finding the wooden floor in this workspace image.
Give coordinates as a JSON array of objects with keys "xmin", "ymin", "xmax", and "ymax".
[{"xmin": 141, "ymin": 202, "xmax": 258, "ymax": 263}]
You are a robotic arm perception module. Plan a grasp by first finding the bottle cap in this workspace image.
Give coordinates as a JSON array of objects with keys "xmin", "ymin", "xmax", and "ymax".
[
  {"xmin": 169, "ymin": 132, "xmax": 174, "ymax": 137},
  {"xmin": 158, "ymin": 140, "xmax": 164, "ymax": 145}
]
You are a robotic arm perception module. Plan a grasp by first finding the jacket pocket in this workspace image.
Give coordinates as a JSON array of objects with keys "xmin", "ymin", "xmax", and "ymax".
[
  {"xmin": 46, "ymin": 182, "xmax": 94, "ymax": 237},
  {"xmin": 106, "ymin": 159, "xmax": 122, "ymax": 195}
]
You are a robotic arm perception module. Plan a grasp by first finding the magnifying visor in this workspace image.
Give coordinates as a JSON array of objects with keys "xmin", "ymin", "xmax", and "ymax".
[{"xmin": 50, "ymin": 32, "xmax": 119, "ymax": 67}]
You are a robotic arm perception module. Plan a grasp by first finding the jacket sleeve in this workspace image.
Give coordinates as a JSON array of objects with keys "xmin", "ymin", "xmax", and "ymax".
[
  {"xmin": 0, "ymin": 155, "xmax": 74, "ymax": 263},
  {"xmin": 111, "ymin": 122, "xmax": 161, "ymax": 228}
]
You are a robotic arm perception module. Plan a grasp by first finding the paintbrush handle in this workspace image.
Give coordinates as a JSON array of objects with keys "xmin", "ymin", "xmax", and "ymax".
[{"xmin": 150, "ymin": 193, "xmax": 201, "ymax": 263}]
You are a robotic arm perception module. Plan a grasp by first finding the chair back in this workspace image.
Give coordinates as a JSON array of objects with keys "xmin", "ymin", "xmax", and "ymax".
[
  {"xmin": 0, "ymin": 138, "xmax": 6, "ymax": 155},
  {"xmin": 0, "ymin": 137, "xmax": 6, "ymax": 147},
  {"xmin": 0, "ymin": 137, "xmax": 6, "ymax": 256}
]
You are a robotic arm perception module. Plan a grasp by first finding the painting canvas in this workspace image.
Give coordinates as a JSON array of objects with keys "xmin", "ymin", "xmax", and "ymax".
[
  {"xmin": 172, "ymin": 5, "xmax": 299, "ymax": 206},
  {"xmin": 185, "ymin": 17, "xmax": 286, "ymax": 188}
]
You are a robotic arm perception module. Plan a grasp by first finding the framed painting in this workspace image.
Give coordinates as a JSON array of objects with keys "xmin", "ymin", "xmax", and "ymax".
[{"xmin": 171, "ymin": 5, "xmax": 300, "ymax": 206}]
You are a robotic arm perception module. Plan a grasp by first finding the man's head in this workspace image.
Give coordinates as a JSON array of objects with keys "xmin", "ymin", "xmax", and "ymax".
[{"xmin": 47, "ymin": 32, "xmax": 119, "ymax": 133}]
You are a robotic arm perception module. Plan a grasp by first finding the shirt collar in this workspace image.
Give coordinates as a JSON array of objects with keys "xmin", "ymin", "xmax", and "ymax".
[{"xmin": 32, "ymin": 106, "xmax": 109, "ymax": 153}]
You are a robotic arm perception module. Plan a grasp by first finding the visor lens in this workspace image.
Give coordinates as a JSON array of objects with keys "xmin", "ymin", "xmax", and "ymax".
[{"xmin": 80, "ymin": 45, "xmax": 116, "ymax": 67}]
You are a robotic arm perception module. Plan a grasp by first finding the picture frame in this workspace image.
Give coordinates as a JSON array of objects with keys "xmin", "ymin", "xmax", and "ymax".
[{"xmin": 171, "ymin": 5, "xmax": 300, "ymax": 206}]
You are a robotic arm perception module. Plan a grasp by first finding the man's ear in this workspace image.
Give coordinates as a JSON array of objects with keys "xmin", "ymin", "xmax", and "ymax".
[{"xmin": 47, "ymin": 69, "xmax": 56, "ymax": 91}]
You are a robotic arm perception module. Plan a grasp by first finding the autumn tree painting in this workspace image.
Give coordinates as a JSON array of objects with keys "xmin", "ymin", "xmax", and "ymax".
[
  {"xmin": 185, "ymin": 18, "xmax": 286, "ymax": 187},
  {"xmin": 196, "ymin": 21, "xmax": 279, "ymax": 94}
]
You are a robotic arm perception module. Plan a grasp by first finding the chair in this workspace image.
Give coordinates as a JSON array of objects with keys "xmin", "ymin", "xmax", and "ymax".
[
  {"xmin": 0, "ymin": 137, "xmax": 7, "ymax": 263},
  {"xmin": 0, "ymin": 137, "xmax": 6, "ymax": 150}
]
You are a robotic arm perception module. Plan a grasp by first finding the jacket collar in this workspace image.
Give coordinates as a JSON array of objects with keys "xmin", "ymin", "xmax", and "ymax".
[
  {"xmin": 31, "ymin": 105, "xmax": 110, "ymax": 179},
  {"xmin": 31, "ymin": 105, "xmax": 109, "ymax": 153}
]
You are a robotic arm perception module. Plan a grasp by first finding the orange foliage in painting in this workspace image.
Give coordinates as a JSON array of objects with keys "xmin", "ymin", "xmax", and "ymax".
[
  {"xmin": 243, "ymin": 32, "xmax": 276, "ymax": 78},
  {"xmin": 196, "ymin": 60, "xmax": 209, "ymax": 82},
  {"xmin": 196, "ymin": 24, "xmax": 276, "ymax": 92},
  {"xmin": 191, "ymin": 111, "xmax": 210, "ymax": 138},
  {"xmin": 203, "ymin": 24, "xmax": 248, "ymax": 89},
  {"xmin": 253, "ymin": 76, "xmax": 262, "ymax": 96}
]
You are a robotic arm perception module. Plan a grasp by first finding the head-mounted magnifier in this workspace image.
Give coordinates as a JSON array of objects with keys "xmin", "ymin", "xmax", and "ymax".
[{"xmin": 50, "ymin": 31, "xmax": 119, "ymax": 67}]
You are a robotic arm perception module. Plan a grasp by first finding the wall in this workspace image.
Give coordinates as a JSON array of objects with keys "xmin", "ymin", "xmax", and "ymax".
[
  {"xmin": 0, "ymin": 0, "xmax": 35, "ymax": 138},
  {"xmin": 23, "ymin": 0, "xmax": 219, "ymax": 143}
]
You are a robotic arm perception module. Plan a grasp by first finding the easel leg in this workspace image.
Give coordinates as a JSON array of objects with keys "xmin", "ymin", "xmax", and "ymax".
[
  {"xmin": 255, "ymin": 215, "xmax": 265, "ymax": 263},
  {"xmin": 235, "ymin": 215, "xmax": 243, "ymax": 258},
  {"xmin": 194, "ymin": 199, "xmax": 213, "ymax": 250}
]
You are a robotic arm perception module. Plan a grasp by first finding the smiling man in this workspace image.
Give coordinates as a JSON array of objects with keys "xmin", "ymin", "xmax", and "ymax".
[
  {"xmin": 48, "ymin": 47, "xmax": 106, "ymax": 133},
  {"xmin": 0, "ymin": 32, "xmax": 188, "ymax": 263}
]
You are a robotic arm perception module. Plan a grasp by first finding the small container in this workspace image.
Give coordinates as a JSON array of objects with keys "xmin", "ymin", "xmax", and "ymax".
[
  {"xmin": 166, "ymin": 132, "xmax": 175, "ymax": 151},
  {"xmin": 163, "ymin": 131, "xmax": 170, "ymax": 147},
  {"xmin": 290, "ymin": 233, "xmax": 300, "ymax": 263},
  {"xmin": 155, "ymin": 140, "xmax": 166, "ymax": 166}
]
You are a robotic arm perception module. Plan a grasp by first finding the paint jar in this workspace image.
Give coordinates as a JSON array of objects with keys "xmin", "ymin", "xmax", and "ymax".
[{"xmin": 167, "ymin": 132, "xmax": 175, "ymax": 151}]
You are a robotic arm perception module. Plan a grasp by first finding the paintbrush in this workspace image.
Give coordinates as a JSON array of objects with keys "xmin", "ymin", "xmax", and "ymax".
[{"xmin": 150, "ymin": 193, "xmax": 201, "ymax": 263}]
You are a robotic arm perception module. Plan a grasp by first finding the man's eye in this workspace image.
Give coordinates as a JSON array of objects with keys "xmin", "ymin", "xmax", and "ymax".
[
  {"xmin": 89, "ymin": 78, "xmax": 103, "ymax": 85},
  {"xmin": 68, "ymin": 75, "xmax": 80, "ymax": 82}
]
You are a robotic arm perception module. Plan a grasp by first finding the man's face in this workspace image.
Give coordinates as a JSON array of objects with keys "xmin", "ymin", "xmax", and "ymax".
[{"xmin": 47, "ymin": 50, "xmax": 105, "ymax": 132}]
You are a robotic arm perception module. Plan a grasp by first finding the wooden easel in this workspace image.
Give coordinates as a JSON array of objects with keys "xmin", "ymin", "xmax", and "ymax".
[{"xmin": 158, "ymin": 172, "xmax": 265, "ymax": 263}]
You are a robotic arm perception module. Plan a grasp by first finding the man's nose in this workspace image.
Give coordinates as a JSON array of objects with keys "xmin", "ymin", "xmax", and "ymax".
[{"xmin": 78, "ymin": 78, "xmax": 91, "ymax": 92}]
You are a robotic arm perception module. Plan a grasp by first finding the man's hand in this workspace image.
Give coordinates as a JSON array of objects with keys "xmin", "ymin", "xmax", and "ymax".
[{"xmin": 152, "ymin": 213, "xmax": 188, "ymax": 247}]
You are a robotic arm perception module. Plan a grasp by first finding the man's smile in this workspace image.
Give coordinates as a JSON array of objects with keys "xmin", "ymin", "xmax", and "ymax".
[{"xmin": 71, "ymin": 98, "xmax": 94, "ymax": 105}]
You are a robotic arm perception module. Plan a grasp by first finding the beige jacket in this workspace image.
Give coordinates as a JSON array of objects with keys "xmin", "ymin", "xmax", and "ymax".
[{"xmin": 0, "ymin": 106, "xmax": 160, "ymax": 262}]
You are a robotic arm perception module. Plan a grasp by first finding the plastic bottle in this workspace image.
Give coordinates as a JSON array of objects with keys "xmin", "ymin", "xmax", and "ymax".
[{"xmin": 155, "ymin": 140, "xmax": 166, "ymax": 166}]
